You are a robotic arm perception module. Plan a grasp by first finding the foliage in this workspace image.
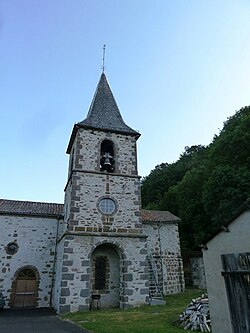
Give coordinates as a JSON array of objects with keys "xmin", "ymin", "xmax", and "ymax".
[
  {"xmin": 141, "ymin": 106, "xmax": 250, "ymax": 250},
  {"xmin": 62, "ymin": 288, "xmax": 205, "ymax": 333},
  {"xmin": 141, "ymin": 145, "xmax": 207, "ymax": 209}
]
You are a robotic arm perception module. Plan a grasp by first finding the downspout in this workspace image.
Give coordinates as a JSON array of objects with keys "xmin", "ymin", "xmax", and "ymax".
[{"xmin": 50, "ymin": 214, "xmax": 61, "ymax": 307}]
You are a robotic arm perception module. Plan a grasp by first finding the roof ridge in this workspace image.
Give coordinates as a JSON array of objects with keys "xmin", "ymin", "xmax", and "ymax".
[{"xmin": 0, "ymin": 198, "xmax": 63, "ymax": 205}]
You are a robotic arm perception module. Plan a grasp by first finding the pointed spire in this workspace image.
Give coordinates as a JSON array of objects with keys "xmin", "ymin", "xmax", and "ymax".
[{"xmin": 78, "ymin": 73, "xmax": 139, "ymax": 137}]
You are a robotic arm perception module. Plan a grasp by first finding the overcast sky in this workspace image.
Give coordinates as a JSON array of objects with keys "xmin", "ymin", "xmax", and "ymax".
[{"xmin": 1, "ymin": 0, "xmax": 250, "ymax": 203}]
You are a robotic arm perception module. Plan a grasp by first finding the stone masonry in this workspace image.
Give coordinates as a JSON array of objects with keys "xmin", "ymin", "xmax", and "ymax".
[
  {"xmin": 0, "ymin": 72, "xmax": 184, "ymax": 313},
  {"xmin": 0, "ymin": 213, "xmax": 62, "ymax": 308}
]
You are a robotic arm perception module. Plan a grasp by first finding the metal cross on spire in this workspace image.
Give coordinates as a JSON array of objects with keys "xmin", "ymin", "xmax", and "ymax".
[{"xmin": 102, "ymin": 44, "xmax": 106, "ymax": 73}]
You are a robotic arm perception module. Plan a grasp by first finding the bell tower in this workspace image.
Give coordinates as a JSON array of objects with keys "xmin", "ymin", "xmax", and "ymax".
[{"xmin": 54, "ymin": 73, "xmax": 149, "ymax": 313}]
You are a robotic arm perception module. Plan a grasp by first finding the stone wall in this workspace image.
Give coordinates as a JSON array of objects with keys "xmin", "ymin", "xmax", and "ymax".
[
  {"xmin": 143, "ymin": 222, "xmax": 184, "ymax": 295},
  {"xmin": 190, "ymin": 257, "xmax": 206, "ymax": 289},
  {"xmin": 72, "ymin": 128, "xmax": 138, "ymax": 175},
  {"xmin": 53, "ymin": 234, "xmax": 149, "ymax": 313},
  {"xmin": 0, "ymin": 214, "xmax": 60, "ymax": 308},
  {"xmin": 66, "ymin": 173, "xmax": 141, "ymax": 233}
]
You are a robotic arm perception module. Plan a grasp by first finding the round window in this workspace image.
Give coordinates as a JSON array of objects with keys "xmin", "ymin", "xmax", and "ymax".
[
  {"xmin": 6, "ymin": 242, "xmax": 18, "ymax": 255},
  {"xmin": 99, "ymin": 198, "xmax": 116, "ymax": 215}
]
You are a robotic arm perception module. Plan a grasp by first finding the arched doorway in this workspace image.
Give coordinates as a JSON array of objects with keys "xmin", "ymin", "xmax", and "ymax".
[
  {"xmin": 91, "ymin": 243, "xmax": 121, "ymax": 308},
  {"xmin": 12, "ymin": 267, "xmax": 38, "ymax": 308}
]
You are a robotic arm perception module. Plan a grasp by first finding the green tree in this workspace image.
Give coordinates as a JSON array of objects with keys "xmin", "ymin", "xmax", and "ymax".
[
  {"xmin": 160, "ymin": 166, "xmax": 210, "ymax": 250},
  {"xmin": 141, "ymin": 106, "xmax": 250, "ymax": 250},
  {"xmin": 203, "ymin": 165, "xmax": 250, "ymax": 231},
  {"xmin": 209, "ymin": 106, "xmax": 250, "ymax": 168},
  {"xmin": 141, "ymin": 145, "xmax": 207, "ymax": 209}
]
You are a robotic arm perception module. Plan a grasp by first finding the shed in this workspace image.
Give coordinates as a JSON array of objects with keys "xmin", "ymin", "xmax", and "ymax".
[{"xmin": 202, "ymin": 199, "xmax": 250, "ymax": 333}]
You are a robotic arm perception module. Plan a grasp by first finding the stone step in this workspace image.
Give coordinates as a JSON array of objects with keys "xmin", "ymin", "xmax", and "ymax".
[{"xmin": 150, "ymin": 298, "xmax": 166, "ymax": 306}]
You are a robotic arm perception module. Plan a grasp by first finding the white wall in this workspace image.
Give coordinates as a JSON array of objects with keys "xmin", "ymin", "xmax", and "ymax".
[{"xmin": 203, "ymin": 211, "xmax": 250, "ymax": 333}]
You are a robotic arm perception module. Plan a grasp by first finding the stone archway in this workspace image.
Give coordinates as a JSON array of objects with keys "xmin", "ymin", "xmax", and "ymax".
[
  {"xmin": 91, "ymin": 243, "xmax": 121, "ymax": 308},
  {"xmin": 11, "ymin": 266, "xmax": 39, "ymax": 308}
]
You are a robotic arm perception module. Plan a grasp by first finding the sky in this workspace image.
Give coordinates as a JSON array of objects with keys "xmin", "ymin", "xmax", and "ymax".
[{"xmin": 1, "ymin": 0, "xmax": 250, "ymax": 203}]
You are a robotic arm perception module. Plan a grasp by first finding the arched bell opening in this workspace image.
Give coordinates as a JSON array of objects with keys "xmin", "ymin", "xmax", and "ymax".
[
  {"xmin": 100, "ymin": 139, "xmax": 115, "ymax": 172},
  {"xmin": 10, "ymin": 266, "xmax": 39, "ymax": 308},
  {"xmin": 91, "ymin": 243, "xmax": 121, "ymax": 308}
]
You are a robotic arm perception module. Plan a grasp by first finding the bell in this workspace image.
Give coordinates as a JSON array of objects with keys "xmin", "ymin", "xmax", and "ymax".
[
  {"xmin": 103, "ymin": 152, "xmax": 112, "ymax": 165},
  {"xmin": 104, "ymin": 156, "xmax": 111, "ymax": 166}
]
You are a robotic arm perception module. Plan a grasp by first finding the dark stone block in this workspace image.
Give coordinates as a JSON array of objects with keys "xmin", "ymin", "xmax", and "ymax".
[
  {"xmin": 60, "ymin": 297, "xmax": 66, "ymax": 304},
  {"xmin": 64, "ymin": 248, "xmax": 73, "ymax": 253},
  {"xmin": 80, "ymin": 289, "xmax": 89, "ymax": 298},
  {"xmin": 63, "ymin": 260, "xmax": 73, "ymax": 266},
  {"xmin": 124, "ymin": 289, "xmax": 133, "ymax": 295},
  {"xmin": 82, "ymin": 260, "xmax": 90, "ymax": 267},
  {"xmin": 140, "ymin": 274, "xmax": 148, "ymax": 280},
  {"xmin": 81, "ymin": 274, "xmax": 89, "ymax": 281},
  {"xmin": 61, "ymin": 281, "xmax": 67, "ymax": 287},
  {"xmin": 140, "ymin": 261, "xmax": 147, "ymax": 266},
  {"xmin": 140, "ymin": 288, "xmax": 149, "ymax": 295},
  {"xmin": 62, "ymin": 273, "xmax": 74, "ymax": 280},
  {"xmin": 59, "ymin": 305, "xmax": 70, "ymax": 313},
  {"xmin": 123, "ymin": 274, "xmax": 133, "ymax": 281},
  {"xmin": 140, "ymin": 249, "xmax": 147, "ymax": 255},
  {"xmin": 61, "ymin": 288, "xmax": 70, "ymax": 296},
  {"xmin": 122, "ymin": 267, "xmax": 128, "ymax": 273}
]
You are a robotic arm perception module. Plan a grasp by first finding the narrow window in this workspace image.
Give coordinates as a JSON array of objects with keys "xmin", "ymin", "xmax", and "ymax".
[
  {"xmin": 95, "ymin": 257, "xmax": 106, "ymax": 290},
  {"xmin": 100, "ymin": 140, "xmax": 115, "ymax": 172}
]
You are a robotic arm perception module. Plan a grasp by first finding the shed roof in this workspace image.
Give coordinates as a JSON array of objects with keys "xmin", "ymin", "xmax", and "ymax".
[
  {"xmin": 0, "ymin": 199, "xmax": 63, "ymax": 217},
  {"xmin": 141, "ymin": 209, "xmax": 180, "ymax": 223}
]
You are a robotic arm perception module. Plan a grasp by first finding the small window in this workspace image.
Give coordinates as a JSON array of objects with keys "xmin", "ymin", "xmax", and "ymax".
[
  {"xmin": 95, "ymin": 257, "xmax": 106, "ymax": 290},
  {"xmin": 100, "ymin": 140, "xmax": 115, "ymax": 172},
  {"xmin": 6, "ymin": 242, "xmax": 18, "ymax": 255},
  {"xmin": 99, "ymin": 198, "xmax": 116, "ymax": 215}
]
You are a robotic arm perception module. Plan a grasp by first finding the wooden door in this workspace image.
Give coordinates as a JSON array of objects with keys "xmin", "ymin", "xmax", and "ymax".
[
  {"xmin": 221, "ymin": 253, "xmax": 250, "ymax": 333},
  {"xmin": 13, "ymin": 269, "xmax": 37, "ymax": 308}
]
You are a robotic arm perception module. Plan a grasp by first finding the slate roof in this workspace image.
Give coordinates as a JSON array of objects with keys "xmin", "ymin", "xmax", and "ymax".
[
  {"xmin": 78, "ymin": 73, "xmax": 140, "ymax": 136},
  {"xmin": 0, "ymin": 199, "xmax": 64, "ymax": 217},
  {"xmin": 0, "ymin": 199, "xmax": 179, "ymax": 223},
  {"xmin": 66, "ymin": 73, "xmax": 140, "ymax": 153},
  {"xmin": 141, "ymin": 209, "xmax": 180, "ymax": 223}
]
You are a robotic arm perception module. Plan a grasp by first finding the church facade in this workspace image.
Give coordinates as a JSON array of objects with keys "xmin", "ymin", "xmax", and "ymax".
[{"xmin": 0, "ymin": 73, "xmax": 184, "ymax": 313}]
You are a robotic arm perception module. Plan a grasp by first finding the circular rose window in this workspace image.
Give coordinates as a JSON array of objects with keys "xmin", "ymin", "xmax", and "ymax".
[{"xmin": 99, "ymin": 198, "xmax": 116, "ymax": 215}]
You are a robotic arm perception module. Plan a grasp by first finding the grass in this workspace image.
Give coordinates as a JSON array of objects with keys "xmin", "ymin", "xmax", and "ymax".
[{"xmin": 62, "ymin": 288, "xmax": 205, "ymax": 333}]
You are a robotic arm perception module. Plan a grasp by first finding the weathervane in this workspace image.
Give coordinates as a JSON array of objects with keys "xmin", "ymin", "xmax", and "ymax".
[{"xmin": 102, "ymin": 44, "xmax": 106, "ymax": 73}]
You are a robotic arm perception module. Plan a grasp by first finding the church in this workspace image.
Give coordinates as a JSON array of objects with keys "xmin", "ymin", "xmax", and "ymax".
[{"xmin": 0, "ymin": 72, "xmax": 184, "ymax": 313}]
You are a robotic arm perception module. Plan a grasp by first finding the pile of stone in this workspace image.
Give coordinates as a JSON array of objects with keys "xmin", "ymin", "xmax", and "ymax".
[{"xmin": 177, "ymin": 293, "xmax": 211, "ymax": 332}]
